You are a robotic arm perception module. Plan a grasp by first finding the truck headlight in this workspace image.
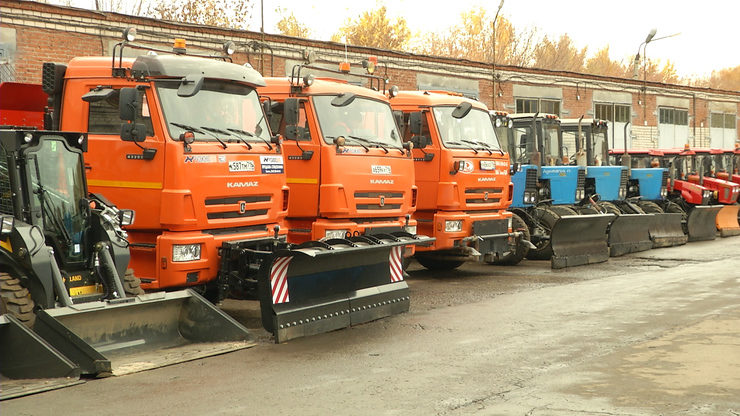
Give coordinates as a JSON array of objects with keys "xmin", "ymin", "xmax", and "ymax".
[
  {"xmin": 118, "ymin": 209, "xmax": 135, "ymax": 226},
  {"xmin": 404, "ymin": 225, "xmax": 417, "ymax": 235},
  {"xmin": 660, "ymin": 187, "xmax": 667, "ymax": 198},
  {"xmin": 172, "ymin": 244, "xmax": 201, "ymax": 262},
  {"xmin": 619, "ymin": 187, "xmax": 627, "ymax": 199},
  {"xmin": 445, "ymin": 220, "xmax": 463, "ymax": 232},
  {"xmin": 324, "ymin": 229, "xmax": 348, "ymax": 239},
  {"xmin": 0, "ymin": 215, "xmax": 14, "ymax": 236}
]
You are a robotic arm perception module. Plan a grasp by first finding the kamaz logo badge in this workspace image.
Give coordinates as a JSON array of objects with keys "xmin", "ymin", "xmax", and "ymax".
[
  {"xmin": 239, "ymin": 201, "xmax": 247, "ymax": 214},
  {"xmin": 371, "ymin": 179, "xmax": 394, "ymax": 184},
  {"xmin": 379, "ymin": 195, "xmax": 385, "ymax": 207},
  {"xmin": 227, "ymin": 181, "xmax": 259, "ymax": 188}
]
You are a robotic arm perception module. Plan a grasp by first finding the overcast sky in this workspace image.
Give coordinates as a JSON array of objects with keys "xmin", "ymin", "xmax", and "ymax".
[{"xmin": 66, "ymin": 0, "xmax": 738, "ymax": 78}]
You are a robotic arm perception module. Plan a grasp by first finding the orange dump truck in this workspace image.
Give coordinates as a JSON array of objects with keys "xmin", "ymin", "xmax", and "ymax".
[
  {"xmin": 19, "ymin": 30, "xmax": 422, "ymax": 342},
  {"xmin": 390, "ymin": 90, "xmax": 523, "ymax": 270}
]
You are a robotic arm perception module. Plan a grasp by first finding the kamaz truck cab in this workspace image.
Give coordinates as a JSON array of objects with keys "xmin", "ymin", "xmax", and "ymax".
[
  {"xmin": 31, "ymin": 30, "xmax": 420, "ymax": 343},
  {"xmin": 390, "ymin": 90, "xmax": 522, "ymax": 270},
  {"xmin": 504, "ymin": 113, "xmax": 613, "ymax": 268}
]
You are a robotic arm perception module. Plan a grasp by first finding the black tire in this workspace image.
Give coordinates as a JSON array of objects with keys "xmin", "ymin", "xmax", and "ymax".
[
  {"xmin": 664, "ymin": 201, "xmax": 688, "ymax": 234},
  {"xmin": 638, "ymin": 201, "xmax": 664, "ymax": 214},
  {"xmin": 491, "ymin": 213, "xmax": 529, "ymax": 265},
  {"xmin": 123, "ymin": 268, "xmax": 144, "ymax": 296},
  {"xmin": 526, "ymin": 206, "xmax": 577, "ymax": 260},
  {"xmin": 0, "ymin": 272, "xmax": 36, "ymax": 327},
  {"xmin": 598, "ymin": 201, "xmax": 622, "ymax": 215},
  {"xmin": 575, "ymin": 206, "xmax": 600, "ymax": 215},
  {"xmin": 415, "ymin": 255, "xmax": 464, "ymax": 271}
]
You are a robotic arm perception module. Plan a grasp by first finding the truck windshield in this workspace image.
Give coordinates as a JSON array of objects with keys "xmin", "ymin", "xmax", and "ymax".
[
  {"xmin": 313, "ymin": 95, "xmax": 402, "ymax": 147},
  {"xmin": 27, "ymin": 137, "xmax": 87, "ymax": 263},
  {"xmin": 542, "ymin": 122, "xmax": 561, "ymax": 166},
  {"xmin": 157, "ymin": 80, "xmax": 271, "ymax": 143},
  {"xmin": 592, "ymin": 131, "xmax": 607, "ymax": 166},
  {"xmin": 432, "ymin": 107, "xmax": 501, "ymax": 151}
]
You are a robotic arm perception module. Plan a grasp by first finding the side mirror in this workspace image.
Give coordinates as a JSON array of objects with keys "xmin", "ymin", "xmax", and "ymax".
[
  {"xmin": 510, "ymin": 162, "xmax": 519, "ymax": 175},
  {"xmin": 409, "ymin": 112, "xmax": 423, "ymax": 135},
  {"xmin": 393, "ymin": 110, "xmax": 403, "ymax": 131},
  {"xmin": 119, "ymin": 87, "xmax": 139, "ymax": 121},
  {"xmin": 121, "ymin": 122, "xmax": 147, "ymax": 142},
  {"xmin": 284, "ymin": 98, "xmax": 300, "ymax": 127},
  {"xmin": 451, "ymin": 101, "xmax": 473, "ymax": 119},
  {"xmin": 410, "ymin": 135, "xmax": 430, "ymax": 149},
  {"xmin": 177, "ymin": 74, "xmax": 204, "ymax": 97},
  {"xmin": 262, "ymin": 98, "xmax": 273, "ymax": 118}
]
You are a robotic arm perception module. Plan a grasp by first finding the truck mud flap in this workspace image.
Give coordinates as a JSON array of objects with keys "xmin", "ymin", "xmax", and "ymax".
[
  {"xmin": 715, "ymin": 204, "xmax": 740, "ymax": 237},
  {"xmin": 550, "ymin": 214, "xmax": 614, "ymax": 269},
  {"xmin": 0, "ymin": 314, "xmax": 82, "ymax": 400},
  {"xmin": 30, "ymin": 290, "xmax": 253, "ymax": 377},
  {"xmin": 687, "ymin": 205, "xmax": 723, "ymax": 242},
  {"xmin": 607, "ymin": 214, "xmax": 655, "ymax": 257},
  {"xmin": 649, "ymin": 213, "xmax": 688, "ymax": 248},
  {"xmin": 258, "ymin": 233, "xmax": 432, "ymax": 343}
]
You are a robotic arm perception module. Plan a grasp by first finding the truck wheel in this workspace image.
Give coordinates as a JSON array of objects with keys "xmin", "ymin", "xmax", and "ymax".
[
  {"xmin": 0, "ymin": 272, "xmax": 36, "ymax": 327},
  {"xmin": 415, "ymin": 255, "xmax": 464, "ymax": 271},
  {"xmin": 526, "ymin": 206, "xmax": 576, "ymax": 260},
  {"xmin": 598, "ymin": 201, "xmax": 622, "ymax": 215},
  {"xmin": 123, "ymin": 269, "xmax": 144, "ymax": 296},
  {"xmin": 638, "ymin": 201, "xmax": 664, "ymax": 213},
  {"xmin": 490, "ymin": 213, "xmax": 530, "ymax": 266}
]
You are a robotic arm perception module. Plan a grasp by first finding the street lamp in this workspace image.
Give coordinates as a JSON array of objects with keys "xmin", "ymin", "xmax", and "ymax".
[
  {"xmin": 491, "ymin": 0, "xmax": 504, "ymax": 109},
  {"xmin": 632, "ymin": 29, "xmax": 680, "ymax": 120}
]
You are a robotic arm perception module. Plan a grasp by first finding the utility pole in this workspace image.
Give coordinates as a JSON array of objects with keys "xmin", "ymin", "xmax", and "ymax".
[{"xmin": 491, "ymin": 0, "xmax": 504, "ymax": 110}]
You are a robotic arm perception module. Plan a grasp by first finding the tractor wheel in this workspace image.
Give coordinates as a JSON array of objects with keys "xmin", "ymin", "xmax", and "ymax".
[
  {"xmin": 575, "ymin": 206, "xmax": 600, "ymax": 215},
  {"xmin": 638, "ymin": 201, "xmax": 664, "ymax": 214},
  {"xmin": 526, "ymin": 206, "xmax": 576, "ymax": 260},
  {"xmin": 0, "ymin": 272, "xmax": 36, "ymax": 327},
  {"xmin": 598, "ymin": 201, "xmax": 622, "ymax": 215},
  {"xmin": 490, "ymin": 213, "xmax": 530, "ymax": 266},
  {"xmin": 415, "ymin": 255, "xmax": 464, "ymax": 271},
  {"xmin": 664, "ymin": 201, "xmax": 688, "ymax": 234},
  {"xmin": 123, "ymin": 269, "xmax": 144, "ymax": 296}
]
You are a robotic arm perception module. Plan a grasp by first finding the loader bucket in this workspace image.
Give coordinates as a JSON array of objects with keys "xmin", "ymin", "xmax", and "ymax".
[
  {"xmin": 550, "ymin": 213, "xmax": 615, "ymax": 269},
  {"xmin": 607, "ymin": 214, "xmax": 655, "ymax": 257},
  {"xmin": 715, "ymin": 204, "xmax": 740, "ymax": 237},
  {"xmin": 687, "ymin": 205, "xmax": 723, "ymax": 241},
  {"xmin": 0, "ymin": 314, "xmax": 82, "ymax": 400},
  {"xmin": 648, "ymin": 213, "xmax": 688, "ymax": 248},
  {"xmin": 30, "ymin": 290, "xmax": 253, "ymax": 377},
  {"xmin": 257, "ymin": 234, "xmax": 432, "ymax": 343}
]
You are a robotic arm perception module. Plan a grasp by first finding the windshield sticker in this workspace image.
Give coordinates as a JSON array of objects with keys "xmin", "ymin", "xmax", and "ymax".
[
  {"xmin": 229, "ymin": 160, "xmax": 255, "ymax": 172},
  {"xmin": 184, "ymin": 155, "xmax": 217, "ymax": 163},
  {"xmin": 218, "ymin": 155, "xmax": 226, "ymax": 163},
  {"xmin": 371, "ymin": 165, "xmax": 392, "ymax": 175},
  {"xmin": 260, "ymin": 155, "xmax": 284, "ymax": 174},
  {"xmin": 340, "ymin": 148, "xmax": 366, "ymax": 154}
]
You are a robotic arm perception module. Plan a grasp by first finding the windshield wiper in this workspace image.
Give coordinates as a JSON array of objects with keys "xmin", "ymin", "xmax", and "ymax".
[
  {"xmin": 351, "ymin": 136, "xmax": 390, "ymax": 154},
  {"xmin": 445, "ymin": 141, "xmax": 479, "ymax": 154},
  {"xmin": 199, "ymin": 126, "xmax": 231, "ymax": 149},
  {"xmin": 226, "ymin": 128, "xmax": 253, "ymax": 150},
  {"xmin": 171, "ymin": 122, "xmax": 204, "ymax": 135},
  {"xmin": 325, "ymin": 135, "xmax": 369, "ymax": 152}
]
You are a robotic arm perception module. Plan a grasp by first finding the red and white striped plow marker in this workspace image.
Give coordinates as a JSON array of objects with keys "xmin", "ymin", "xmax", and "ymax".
[
  {"xmin": 270, "ymin": 256, "xmax": 292, "ymax": 304},
  {"xmin": 389, "ymin": 246, "xmax": 404, "ymax": 283}
]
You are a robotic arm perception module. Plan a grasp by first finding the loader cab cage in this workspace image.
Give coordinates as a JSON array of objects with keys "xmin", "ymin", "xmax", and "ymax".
[
  {"xmin": 432, "ymin": 107, "xmax": 502, "ymax": 152},
  {"xmin": 0, "ymin": 131, "xmax": 89, "ymax": 266}
]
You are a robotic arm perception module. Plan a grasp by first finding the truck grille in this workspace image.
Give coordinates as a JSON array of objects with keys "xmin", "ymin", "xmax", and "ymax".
[
  {"xmin": 525, "ymin": 168, "xmax": 538, "ymax": 189},
  {"xmin": 355, "ymin": 191, "xmax": 403, "ymax": 211},
  {"xmin": 205, "ymin": 195, "xmax": 271, "ymax": 220},
  {"xmin": 620, "ymin": 170, "xmax": 628, "ymax": 187},
  {"xmin": 0, "ymin": 157, "xmax": 12, "ymax": 215},
  {"xmin": 577, "ymin": 169, "xmax": 586, "ymax": 188},
  {"xmin": 465, "ymin": 187, "xmax": 503, "ymax": 204},
  {"xmin": 662, "ymin": 170, "xmax": 669, "ymax": 185}
]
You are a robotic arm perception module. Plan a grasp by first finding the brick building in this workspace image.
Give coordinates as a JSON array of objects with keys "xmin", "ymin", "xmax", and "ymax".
[{"xmin": 1, "ymin": 0, "xmax": 738, "ymax": 149}]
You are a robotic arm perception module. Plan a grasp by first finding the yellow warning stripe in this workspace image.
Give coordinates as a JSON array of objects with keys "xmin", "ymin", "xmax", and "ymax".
[
  {"xmin": 1, "ymin": 239, "xmax": 11, "ymax": 252},
  {"xmin": 286, "ymin": 178, "xmax": 318, "ymax": 184},
  {"xmin": 87, "ymin": 179, "xmax": 163, "ymax": 189}
]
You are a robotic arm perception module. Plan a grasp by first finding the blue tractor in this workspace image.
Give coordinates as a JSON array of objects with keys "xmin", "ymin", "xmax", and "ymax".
[
  {"xmin": 560, "ymin": 118, "xmax": 655, "ymax": 256},
  {"xmin": 497, "ymin": 112, "xmax": 613, "ymax": 268}
]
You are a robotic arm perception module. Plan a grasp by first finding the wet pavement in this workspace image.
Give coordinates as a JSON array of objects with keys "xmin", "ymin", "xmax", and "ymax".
[{"xmin": 4, "ymin": 238, "xmax": 740, "ymax": 416}]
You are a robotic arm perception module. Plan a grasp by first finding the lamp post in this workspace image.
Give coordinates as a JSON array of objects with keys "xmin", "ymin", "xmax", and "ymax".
[
  {"xmin": 491, "ymin": 0, "xmax": 504, "ymax": 109},
  {"xmin": 633, "ymin": 30, "xmax": 680, "ymax": 121}
]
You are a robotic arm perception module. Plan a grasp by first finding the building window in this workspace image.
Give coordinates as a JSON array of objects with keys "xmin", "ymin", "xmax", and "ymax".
[
  {"xmin": 712, "ymin": 112, "xmax": 737, "ymax": 129},
  {"xmin": 515, "ymin": 98, "xmax": 560, "ymax": 116},
  {"xmin": 659, "ymin": 107, "xmax": 688, "ymax": 125},
  {"xmin": 594, "ymin": 103, "xmax": 631, "ymax": 122}
]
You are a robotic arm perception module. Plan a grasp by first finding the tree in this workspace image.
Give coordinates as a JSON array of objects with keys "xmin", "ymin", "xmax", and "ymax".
[
  {"xmin": 146, "ymin": 0, "xmax": 253, "ymax": 30},
  {"xmin": 584, "ymin": 47, "xmax": 628, "ymax": 78},
  {"xmin": 532, "ymin": 34, "xmax": 587, "ymax": 73},
  {"xmin": 331, "ymin": 6, "xmax": 410, "ymax": 50},
  {"xmin": 275, "ymin": 8, "xmax": 312, "ymax": 38},
  {"xmin": 706, "ymin": 66, "xmax": 740, "ymax": 92}
]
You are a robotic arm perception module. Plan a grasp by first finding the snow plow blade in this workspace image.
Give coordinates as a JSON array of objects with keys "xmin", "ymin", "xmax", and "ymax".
[
  {"xmin": 607, "ymin": 214, "xmax": 655, "ymax": 257},
  {"xmin": 715, "ymin": 204, "xmax": 740, "ymax": 237},
  {"xmin": 551, "ymin": 213, "xmax": 615, "ymax": 269},
  {"xmin": 687, "ymin": 205, "xmax": 723, "ymax": 241},
  {"xmin": 0, "ymin": 314, "xmax": 82, "ymax": 400},
  {"xmin": 649, "ymin": 213, "xmax": 688, "ymax": 248},
  {"xmin": 30, "ymin": 290, "xmax": 254, "ymax": 377},
  {"xmin": 255, "ymin": 233, "xmax": 433, "ymax": 343}
]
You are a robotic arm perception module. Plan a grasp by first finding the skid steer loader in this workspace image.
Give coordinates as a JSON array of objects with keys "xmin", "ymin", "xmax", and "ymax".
[{"xmin": 0, "ymin": 128, "xmax": 253, "ymax": 399}]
